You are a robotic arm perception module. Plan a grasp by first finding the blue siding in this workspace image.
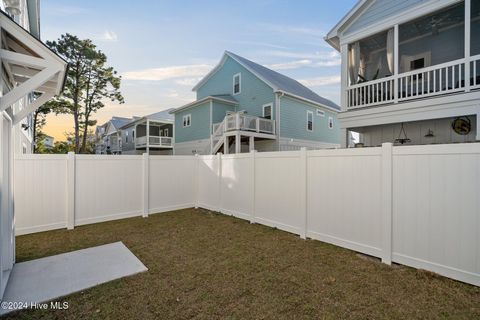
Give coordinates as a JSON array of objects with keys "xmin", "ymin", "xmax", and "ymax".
[
  {"xmin": 279, "ymin": 96, "xmax": 340, "ymax": 144},
  {"xmin": 212, "ymin": 101, "xmax": 235, "ymax": 125},
  {"xmin": 345, "ymin": 0, "xmax": 424, "ymax": 35},
  {"xmin": 196, "ymin": 56, "xmax": 276, "ymax": 119},
  {"xmin": 174, "ymin": 102, "xmax": 210, "ymax": 143}
]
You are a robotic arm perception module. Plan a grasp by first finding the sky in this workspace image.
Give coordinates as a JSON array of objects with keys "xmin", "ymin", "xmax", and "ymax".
[{"xmin": 40, "ymin": 0, "xmax": 357, "ymax": 141}]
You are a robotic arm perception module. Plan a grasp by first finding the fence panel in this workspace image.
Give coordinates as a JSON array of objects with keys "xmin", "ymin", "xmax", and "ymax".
[
  {"xmin": 14, "ymin": 155, "xmax": 68, "ymax": 235},
  {"xmin": 220, "ymin": 153, "xmax": 253, "ymax": 220},
  {"xmin": 74, "ymin": 155, "xmax": 143, "ymax": 225},
  {"xmin": 392, "ymin": 144, "xmax": 480, "ymax": 286},
  {"xmin": 197, "ymin": 155, "xmax": 220, "ymax": 210},
  {"xmin": 306, "ymin": 148, "xmax": 384, "ymax": 258},
  {"xmin": 254, "ymin": 151, "xmax": 303, "ymax": 235},
  {"xmin": 149, "ymin": 156, "xmax": 196, "ymax": 213}
]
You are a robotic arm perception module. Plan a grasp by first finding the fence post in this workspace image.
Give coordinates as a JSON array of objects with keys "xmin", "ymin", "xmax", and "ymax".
[
  {"xmin": 66, "ymin": 152, "xmax": 75, "ymax": 230},
  {"xmin": 299, "ymin": 147, "xmax": 307, "ymax": 239},
  {"xmin": 194, "ymin": 154, "xmax": 199, "ymax": 209},
  {"xmin": 381, "ymin": 143, "xmax": 393, "ymax": 265},
  {"xmin": 217, "ymin": 152, "xmax": 222, "ymax": 212},
  {"xmin": 250, "ymin": 150, "xmax": 256, "ymax": 224},
  {"xmin": 142, "ymin": 153, "xmax": 149, "ymax": 218}
]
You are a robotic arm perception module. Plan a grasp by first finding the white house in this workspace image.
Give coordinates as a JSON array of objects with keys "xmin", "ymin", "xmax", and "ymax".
[
  {"xmin": 0, "ymin": 0, "xmax": 67, "ymax": 299},
  {"xmin": 43, "ymin": 134, "xmax": 54, "ymax": 149},
  {"xmin": 326, "ymin": 0, "xmax": 480, "ymax": 147},
  {"xmin": 96, "ymin": 117, "xmax": 131, "ymax": 154}
]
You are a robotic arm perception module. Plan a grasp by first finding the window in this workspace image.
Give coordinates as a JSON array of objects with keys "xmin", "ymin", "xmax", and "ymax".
[
  {"xmin": 22, "ymin": 143, "xmax": 27, "ymax": 154},
  {"xmin": 307, "ymin": 111, "xmax": 313, "ymax": 131},
  {"xmin": 316, "ymin": 109, "xmax": 325, "ymax": 117},
  {"xmin": 263, "ymin": 104, "xmax": 272, "ymax": 119},
  {"xmin": 164, "ymin": 128, "xmax": 169, "ymax": 136},
  {"xmin": 132, "ymin": 130, "xmax": 135, "ymax": 139},
  {"xmin": 328, "ymin": 116, "xmax": 334, "ymax": 129},
  {"xmin": 160, "ymin": 129, "xmax": 164, "ymax": 136},
  {"xmin": 125, "ymin": 131, "xmax": 128, "ymax": 143},
  {"xmin": 233, "ymin": 73, "xmax": 241, "ymax": 95},
  {"xmin": 183, "ymin": 114, "xmax": 191, "ymax": 127}
]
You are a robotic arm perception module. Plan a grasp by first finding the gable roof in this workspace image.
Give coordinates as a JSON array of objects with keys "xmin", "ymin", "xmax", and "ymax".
[
  {"xmin": 325, "ymin": 0, "xmax": 371, "ymax": 51},
  {"xmin": 110, "ymin": 117, "xmax": 131, "ymax": 130},
  {"xmin": 192, "ymin": 51, "xmax": 339, "ymax": 111}
]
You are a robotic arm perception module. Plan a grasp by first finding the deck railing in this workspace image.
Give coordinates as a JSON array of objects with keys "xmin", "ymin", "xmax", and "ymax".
[
  {"xmin": 135, "ymin": 136, "xmax": 173, "ymax": 148},
  {"xmin": 221, "ymin": 113, "xmax": 275, "ymax": 135},
  {"xmin": 347, "ymin": 55, "xmax": 480, "ymax": 109}
]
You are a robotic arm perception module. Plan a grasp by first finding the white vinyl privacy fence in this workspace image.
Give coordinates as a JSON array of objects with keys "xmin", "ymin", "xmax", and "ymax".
[{"xmin": 14, "ymin": 143, "xmax": 480, "ymax": 286}]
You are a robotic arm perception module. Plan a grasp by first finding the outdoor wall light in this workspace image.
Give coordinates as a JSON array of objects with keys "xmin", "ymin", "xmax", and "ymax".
[{"xmin": 424, "ymin": 129, "xmax": 435, "ymax": 138}]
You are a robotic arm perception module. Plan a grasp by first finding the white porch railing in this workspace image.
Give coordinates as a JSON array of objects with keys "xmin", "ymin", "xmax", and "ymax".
[
  {"xmin": 221, "ymin": 113, "xmax": 275, "ymax": 135},
  {"xmin": 135, "ymin": 136, "xmax": 173, "ymax": 148},
  {"xmin": 347, "ymin": 55, "xmax": 480, "ymax": 109}
]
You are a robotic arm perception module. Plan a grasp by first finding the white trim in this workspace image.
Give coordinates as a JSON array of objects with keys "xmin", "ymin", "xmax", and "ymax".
[
  {"xmin": 339, "ymin": 0, "xmax": 461, "ymax": 46},
  {"xmin": 276, "ymin": 91, "xmax": 340, "ymax": 113},
  {"xmin": 402, "ymin": 52, "xmax": 431, "ymax": 73},
  {"xmin": 171, "ymin": 95, "xmax": 238, "ymax": 114},
  {"xmin": 182, "ymin": 114, "xmax": 191, "ymax": 128},
  {"xmin": 262, "ymin": 103, "xmax": 272, "ymax": 119},
  {"xmin": 306, "ymin": 110, "xmax": 314, "ymax": 132},
  {"xmin": 233, "ymin": 72, "xmax": 241, "ymax": 95}
]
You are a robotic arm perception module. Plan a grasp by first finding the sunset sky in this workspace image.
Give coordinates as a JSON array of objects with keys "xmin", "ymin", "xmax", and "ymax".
[{"xmin": 40, "ymin": 0, "xmax": 357, "ymax": 141}]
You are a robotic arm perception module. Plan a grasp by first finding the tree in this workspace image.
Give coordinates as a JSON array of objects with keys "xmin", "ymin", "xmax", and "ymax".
[
  {"xmin": 32, "ymin": 101, "xmax": 56, "ymax": 153},
  {"xmin": 45, "ymin": 34, "xmax": 124, "ymax": 153}
]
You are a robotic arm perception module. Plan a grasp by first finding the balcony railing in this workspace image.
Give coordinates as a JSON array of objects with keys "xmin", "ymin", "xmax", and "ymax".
[
  {"xmin": 215, "ymin": 113, "xmax": 275, "ymax": 135},
  {"xmin": 347, "ymin": 55, "xmax": 480, "ymax": 109},
  {"xmin": 135, "ymin": 136, "xmax": 173, "ymax": 148}
]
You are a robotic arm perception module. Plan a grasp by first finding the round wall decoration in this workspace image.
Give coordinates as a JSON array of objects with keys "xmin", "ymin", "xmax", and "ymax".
[{"xmin": 451, "ymin": 117, "xmax": 471, "ymax": 135}]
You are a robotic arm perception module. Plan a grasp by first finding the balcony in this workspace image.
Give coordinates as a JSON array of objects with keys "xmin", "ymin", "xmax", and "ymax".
[
  {"xmin": 344, "ymin": 1, "xmax": 480, "ymax": 110},
  {"xmin": 135, "ymin": 135, "xmax": 173, "ymax": 148},
  {"xmin": 347, "ymin": 56, "xmax": 480, "ymax": 109},
  {"xmin": 211, "ymin": 112, "xmax": 276, "ymax": 152}
]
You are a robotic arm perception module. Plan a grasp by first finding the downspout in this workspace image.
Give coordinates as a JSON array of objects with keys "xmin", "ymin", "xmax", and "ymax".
[{"xmin": 275, "ymin": 92, "xmax": 284, "ymax": 150}]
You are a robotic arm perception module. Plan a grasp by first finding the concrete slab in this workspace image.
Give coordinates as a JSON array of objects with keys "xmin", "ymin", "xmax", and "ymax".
[{"xmin": 0, "ymin": 242, "xmax": 147, "ymax": 315}]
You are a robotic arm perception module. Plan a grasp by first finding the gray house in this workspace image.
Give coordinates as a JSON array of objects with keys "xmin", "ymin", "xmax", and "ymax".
[{"xmin": 119, "ymin": 109, "xmax": 174, "ymax": 155}]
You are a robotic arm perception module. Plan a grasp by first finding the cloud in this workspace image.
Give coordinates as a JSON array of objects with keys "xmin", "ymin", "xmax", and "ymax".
[
  {"xmin": 259, "ymin": 23, "xmax": 326, "ymax": 37},
  {"xmin": 267, "ymin": 59, "xmax": 312, "ymax": 70},
  {"xmin": 299, "ymin": 76, "xmax": 341, "ymax": 87},
  {"xmin": 175, "ymin": 77, "xmax": 203, "ymax": 86},
  {"xmin": 123, "ymin": 64, "xmax": 212, "ymax": 81},
  {"xmin": 99, "ymin": 30, "xmax": 118, "ymax": 42},
  {"xmin": 264, "ymin": 50, "xmax": 341, "ymax": 70}
]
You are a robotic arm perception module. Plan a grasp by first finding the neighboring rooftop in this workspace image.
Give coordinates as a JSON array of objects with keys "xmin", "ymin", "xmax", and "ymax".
[{"xmin": 193, "ymin": 51, "xmax": 340, "ymax": 111}]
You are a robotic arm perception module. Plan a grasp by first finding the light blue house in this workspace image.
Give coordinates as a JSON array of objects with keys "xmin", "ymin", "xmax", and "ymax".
[{"xmin": 171, "ymin": 51, "xmax": 340, "ymax": 155}]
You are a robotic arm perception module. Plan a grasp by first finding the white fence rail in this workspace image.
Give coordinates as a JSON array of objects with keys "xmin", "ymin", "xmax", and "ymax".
[{"xmin": 14, "ymin": 143, "xmax": 480, "ymax": 286}]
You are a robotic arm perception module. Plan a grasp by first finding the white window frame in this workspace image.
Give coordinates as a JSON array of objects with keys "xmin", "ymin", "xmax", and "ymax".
[
  {"xmin": 316, "ymin": 109, "xmax": 325, "ymax": 117},
  {"xmin": 402, "ymin": 52, "xmax": 431, "ymax": 73},
  {"xmin": 306, "ymin": 110, "xmax": 313, "ymax": 132},
  {"xmin": 233, "ymin": 73, "xmax": 241, "ymax": 95},
  {"xmin": 164, "ymin": 128, "xmax": 169, "ymax": 136},
  {"xmin": 160, "ymin": 129, "xmax": 164, "ymax": 136},
  {"xmin": 262, "ymin": 103, "xmax": 272, "ymax": 119},
  {"xmin": 328, "ymin": 116, "xmax": 334, "ymax": 129},
  {"xmin": 183, "ymin": 114, "xmax": 191, "ymax": 127}
]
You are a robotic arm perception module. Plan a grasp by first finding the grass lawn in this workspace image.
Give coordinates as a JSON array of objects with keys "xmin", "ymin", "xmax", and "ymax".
[{"xmin": 5, "ymin": 208, "xmax": 480, "ymax": 319}]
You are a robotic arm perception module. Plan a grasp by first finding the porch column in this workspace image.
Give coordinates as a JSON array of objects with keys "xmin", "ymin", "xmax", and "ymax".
[
  {"xmin": 146, "ymin": 119, "xmax": 150, "ymax": 154},
  {"xmin": 249, "ymin": 136, "xmax": 255, "ymax": 152},
  {"xmin": 340, "ymin": 128, "xmax": 348, "ymax": 148},
  {"xmin": 465, "ymin": 0, "xmax": 471, "ymax": 92},
  {"xmin": 393, "ymin": 24, "xmax": 399, "ymax": 103},
  {"xmin": 224, "ymin": 136, "xmax": 229, "ymax": 154},
  {"xmin": 235, "ymin": 133, "xmax": 241, "ymax": 154},
  {"xmin": 340, "ymin": 44, "xmax": 349, "ymax": 111}
]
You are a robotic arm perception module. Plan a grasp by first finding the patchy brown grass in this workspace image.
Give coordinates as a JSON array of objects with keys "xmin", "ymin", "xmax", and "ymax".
[{"xmin": 5, "ymin": 208, "xmax": 480, "ymax": 319}]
